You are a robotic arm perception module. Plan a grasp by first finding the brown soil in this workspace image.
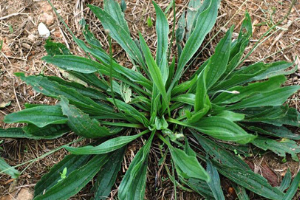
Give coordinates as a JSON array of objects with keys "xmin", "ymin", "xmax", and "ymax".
[{"xmin": 1, "ymin": 0, "xmax": 300, "ymax": 199}]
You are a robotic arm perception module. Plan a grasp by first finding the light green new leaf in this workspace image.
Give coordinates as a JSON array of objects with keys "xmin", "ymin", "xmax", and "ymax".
[
  {"xmin": 139, "ymin": 33, "xmax": 170, "ymax": 113},
  {"xmin": 66, "ymin": 130, "xmax": 149, "ymax": 155},
  {"xmin": 188, "ymin": 117, "xmax": 256, "ymax": 144},
  {"xmin": 4, "ymin": 105, "xmax": 67, "ymax": 128},
  {"xmin": 228, "ymin": 86, "xmax": 300, "ymax": 110},
  {"xmin": 34, "ymin": 154, "xmax": 109, "ymax": 200},
  {"xmin": 118, "ymin": 133, "xmax": 154, "ymax": 200},
  {"xmin": 195, "ymin": 66, "xmax": 209, "ymax": 112},
  {"xmin": 169, "ymin": 146, "xmax": 209, "ymax": 181},
  {"xmin": 252, "ymin": 137, "xmax": 300, "ymax": 161},
  {"xmin": 60, "ymin": 97, "xmax": 111, "ymax": 138},
  {"xmin": 0, "ymin": 157, "xmax": 20, "ymax": 179}
]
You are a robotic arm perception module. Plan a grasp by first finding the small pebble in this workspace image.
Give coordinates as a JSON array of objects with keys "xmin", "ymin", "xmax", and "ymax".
[{"xmin": 38, "ymin": 22, "xmax": 50, "ymax": 38}]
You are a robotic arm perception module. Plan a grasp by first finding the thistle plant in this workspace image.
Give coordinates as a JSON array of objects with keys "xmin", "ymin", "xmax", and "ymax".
[{"xmin": 1, "ymin": 0, "xmax": 300, "ymax": 199}]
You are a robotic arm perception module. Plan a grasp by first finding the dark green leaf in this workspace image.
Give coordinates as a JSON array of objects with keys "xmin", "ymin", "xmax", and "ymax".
[
  {"xmin": 104, "ymin": 0, "xmax": 130, "ymax": 34},
  {"xmin": 34, "ymin": 154, "xmax": 91, "ymax": 196},
  {"xmin": 93, "ymin": 147, "xmax": 125, "ymax": 200},
  {"xmin": 279, "ymin": 169, "xmax": 291, "ymax": 192},
  {"xmin": 252, "ymin": 137, "xmax": 300, "ymax": 161},
  {"xmin": 118, "ymin": 133, "xmax": 154, "ymax": 200},
  {"xmin": 4, "ymin": 105, "xmax": 67, "ymax": 128},
  {"xmin": 88, "ymin": 5, "xmax": 145, "ymax": 68},
  {"xmin": 282, "ymin": 170, "xmax": 300, "ymax": 200},
  {"xmin": 60, "ymin": 97, "xmax": 111, "ymax": 138},
  {"xmin": 34, "ymin": 154, "xmax": 109, "ymax": 200},
  {"xmin": 188, "ymin": 117, "xmax": 256, "ymax": 144},
  {"xmin": 213, "ymin": 76, "xmax": 286, "ymax": 105},
  {"xmin": 44, "ymin": 40, "xmax": 71, "ymax": 56},
  {"xmin": 228, "ymin": 86, "xmax": 300, "ymax": 110},
  {"xmin": 171, "ymin": 0, "xmax": 220, "ymax": 89},
  {"xmin": 206, "ymin": 159, "xmax": 225, "ymax": 200},
  {"xmin": 153, "ymin": 1, "xmax": 169, "ymax": 83},
  {"xmin": 169, "ymin": 146, "xmax": 209, "ymax": 181}
]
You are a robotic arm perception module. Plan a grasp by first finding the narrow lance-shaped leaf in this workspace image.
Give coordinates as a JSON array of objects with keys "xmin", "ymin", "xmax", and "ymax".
[
  {"xmin": 206, "ymin": 26, "xmax": 232, "ymax": 89},
  {"xmin": 104, "ymin": 0, "xmax": 130, "ymax": 34},
  {"xmin": 170, "ymin": 0, "xmax": 220, "ymax": 90},
  {"xmin": 213, "ymin": 75, "xmax": 286, "ymax": 105},
  {"xmin": 118, "ymin": 132, "xmax": 155, "ymax": 200},
  {"xmin": 60, "ymin": 97, "xmax": 111, "ymax": 138},
  {"xmin": 252, "ymin": 137, "xmax": 300, "ymax": 161},
  {"xmin": 0, "ymin": 157, "xmax": 20, "ymax": 179},
  {"xmin": 107, "ymin": 98, "xmax": 149, "ymax": 126},
  {"xmin": 66, "ymin": 130, "xmax": 149, "ymax": 155},
  {"xmin": 206, "ymin": 159, "xmax": 225, "ymax": 200},
  {"xmin": 34, "ymin": 154, "xmax": 91, "ymax": 197},
  {"xmin": 88, "ymin": 5, "xmax": 146, "ymax": 68},
  {"xmin": 4, "ymin": 105, "xmax": 67, "ymax": 128},
  {"xmin": 153, "ymin": 1, "xmax": 169, "ymax": 83},
  {"xmin": 93, "ymin": 147, "xmax": 125, "ymax": 200},
  {"xmin": 187, "ymin": 117, "xmax": 256, "ymax": 144},
  {"xmin": 169, "ymin": 145, "xmax": 210, "ymax": 181},
  {"xmin": 228, "ymin": 86, "xmax": 300, "ymax": 110},
  {"xmin": 34, "ymin": 154, "xmax": 109, "ymax": 200},
  {"xmin": 139, "ymin": 33, "xmax": 170, "ymax": 114},
  {"xmin": 283, "ymin": 170, "xmax": 300, "ymax": 200},
  {"xmin": 192, "ymin": 133, "xmax": 285, "ymax": 200}
]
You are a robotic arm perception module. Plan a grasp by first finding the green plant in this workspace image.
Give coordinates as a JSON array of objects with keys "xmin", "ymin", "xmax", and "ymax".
[{"xmin": 1, "ymin": 0, "xmax": 300, "ymax": 199}]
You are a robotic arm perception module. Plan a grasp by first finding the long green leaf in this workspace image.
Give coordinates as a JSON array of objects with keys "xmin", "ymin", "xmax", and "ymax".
[
  {"xmin": 153, "ymin": 1, "xmax": 169, "ymax": 83},
  {"xmin": 228, "ymin": 86, "xmax": 300, "ymax": 110},
  {"xmin": 283, "ymin": 170, "xmax": 300, "ymax": 200},
  {"xmin": 206, "ymin": 160, "xmax": 225, "ymax": 200},
  {"xmin": 34, "ymin": 154, "xmax": 109, "ymax": 200},
  {"xmin": 252, "ymin": 137, "xmax": 300, "ymax": 161},
  {"xmin": 170, "ymin": 146, "xmax": 209, "ymax": 181},
  {"xmin": 93, "ymin": 147, "xmax": 125, "ymax": 200},
  {"xmin": 187, "ymin": 117, "xmax": 256, "ymax": 144},
  {"xmin": 4, "ymin": 105, "xmax": 67, "ymax": 128},
  {"xmin": 34, "ymin": 154, "xmax": 91, "ymax": 196},
  {"xmin": 60, "ymin": 97, "xmax": 111, "ymax": 138},
  {"xmin": 118, "ymin": 132, "xmax": 154, "ymax": 200},
  {"xmin": 206, "ymin": 27, "xmax": 232, "ymax": 89},
  {"xmin": 213, "ymin": 76, "xmax": 286, "ymax": 105},
  {"xmin": 171, "ymin": 0, "xmax": 220, "ymax": 89},
  {"xmin": 66, "ymin": 130, "xmax": 149, "ymax": 155},
  {"xmin": 104, "ymin": 0, "xmax": 130, "ymax": 34},
  {"xmin": 0, "ymin": 157, "xmax": 20, "ymax": 179},
  {"xmin": 279, "ymin": 169, "xmax": 291, "ymax": 192},
  {"xmin": 88, "ymin": 5, "xmax": 145, "ymax": 68},
  {"xmin": 139, "ymin": 33, "xmax": 169, "ymax": 113}
]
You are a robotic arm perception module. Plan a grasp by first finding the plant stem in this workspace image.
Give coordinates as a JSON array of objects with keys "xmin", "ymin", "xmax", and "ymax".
[
  {"xmin": 101, "ymin": 121, "xmax": 143, "ymax": 128},
  {"xmin": 167, "ymin": 118, "xmax": 186, "ymax": 126}
]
